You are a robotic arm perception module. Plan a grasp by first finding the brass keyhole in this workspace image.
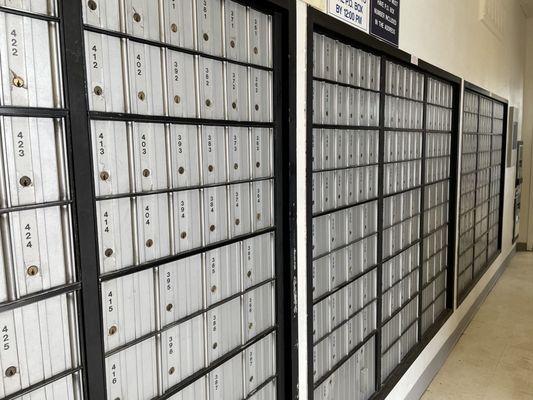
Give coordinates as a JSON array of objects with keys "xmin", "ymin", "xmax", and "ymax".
[
  {"xmin": 208, "ymin": 165, "xmax": 214, "ymax": 172},
  {"xmin": 169, "ymin": 367, "xmax": 175, "ymax": 375},
  {"xmin": 180, "ymin": 231, "xmax": 187, "ymax": 239},
  {"xmin": 138, "ymin": 91, "xmax": 146, "ymax": 101},
  {"xmin": 12, "ymin": 77, "xmax": 24, "ymax": 88},
  {"xmin": 205, "ymin": 99, "xmax": 212, "ymax": 107},
  {"xmin": 133, "ymin": 12, "xmax": 141, "ymax": 22},
  {"xmin": 209, "ymin": 225, "xmax": 215, "ymax": 232},
  {"xmin": 108, "ymin": 325, "xmax": 118, "ymax": 335},
  {"xmin": 146, "ymin": 239, "xmax": 154, "ymax": 247},
  {"xmin": 100, "ymin": 171, "xmax": 110, "ymax": 181},
  {"xmin": 235, "ymin": 218, "xmax": 240, "ymax": 226},
  {"xmin": 26, "ymin": 265, "xmax": 39, "ymax": 276},
  {"xmin": 88, "ymin": 0, "xmax": 97, "ymax": 10},
  {"xmin": 94, "ymin": 86, "xmax": 103, "ymax": 96},
  {"xmin": 230, "ymin": 40, "xmax": 235, "ymax": 48},
  {"xmin": 166, "ymin": 303, "xmax": 173, "ymax": 311},
  {"xmin": 105, "ymin": 248, "xmax": 114, "ymax": 257},
  {"xmin": 203, "ymin": 33, "xmax": 209, "ymax": 41},
  {"xmin": 19, "ymin": 176, "xmax": 32, "ymax": 187},
  {"xmin": 171, "ymin": 23, "xmax": 178, "ymax": 33},
  {"xmin": 178, "ymin": 166, "xmax": 185, "ymax": 174},
  {"xmin": 174, "ymin": 95, "xmax": 181, "ymax": 104},
  {"xmin": 5, "ymin": 366, "xmax": 17, "ymax": 378},
  {"xmin": 142, "ymin": 169, "xmax": 151, "ymax": 177}
]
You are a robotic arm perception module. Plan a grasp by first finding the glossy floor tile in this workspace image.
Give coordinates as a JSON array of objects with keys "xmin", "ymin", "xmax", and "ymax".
[{"xmin": 423, "ymin": 251, "xmax": 533, "ymax": 400}]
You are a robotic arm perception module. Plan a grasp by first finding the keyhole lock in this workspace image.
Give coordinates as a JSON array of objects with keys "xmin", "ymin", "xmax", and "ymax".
[
  {"xmin": 12, "ymin": 77, "xmax": 24, "ymax": 88},
  {"xmin": 180, "ymin": 231, "xmax": 187, "ymax": 239},
  {"xmin": 105, "ymin": 248, "xmax": 114, "ymax": 257},
  {"xmin": 256, "ymin": 162, "xmax": 260, "ymax": 168},
  {"xmin": 248, "ymin": 322, "xmax": 253, "ymax": 330},
  {"xmin": 203, "ymin": 33, "xmax": 209, "ymax": 41},
  {"xmin": 255, "ymin": 104, "xmax": 259, "ymax": 111},
  {"xmin": 19, "ymin": 176, "xmax": 32, "ymax": 187},
  {"xmin": 108, "ymin": 325, "xmax": 118, "ymax": 335},
  {"xmin": 169, "ymin": 367, "xmax": 175, "ymax": 375},
  {"xmin": 100, "ymin": 171, "xmax": 110, "ymax": 181},
  {"xmin": 5, "ymin": 366, "xmax": 17, "ymax": 378},
  {"xmin": 166, "ymin": 304, "xmax": 173, "ymax": 311},
  {"xmin": 174, "ymin": 95, "xmax": 181, "ymax": 104},
  {"xmin": 205, "ymin": 99, "xmax": 212, "ymax": 107},
  {"xmin": 171, "ymin": 23, "xmax": 178, "ymax": 33},
  {"xmin": 208, "ymin": 165, "xmax": 214, "ymax": 172},
  {"xmin": 212, "ymin": 342, "xmax": 218, "ymax": 349},
  {"xmin": 142, "ymin": 169, "xmax": 151, "ymax": 177},
  {"xmin": 233, "ymin": 163, "xmax": 239, "ymax": 170},
  {"xmin": 138, "ymin": 91, "xmax": 146, "ymax": 101},
  {"xmin": 256, "ymin": 213, "xmax": 261, "ymax": 221},
  {"xmin": 253, "ymin": 47, "xmax": 258, "ymax": 54},
  {"xmin": 211, "ymin": 285, "xmax": 217, "ymax": 293},
  {"xmin": 235, "ymin": 218, "xmax": 240, "ymax": 226},
  {"xmin": 94, "ymin": 86, "xmax": 103, "ymax": 96},
  {"xmin": 27, "ymin": 265, "xmax": 39, "ymax": 276},
  {"xmin": 133, "ymin": 12, "xmax": 141, "ymax": 22},
  {"xmin": 209, "ymin": 225, "xmax": 215, "ymax": 232},
  {"xmin": 247, "ymin": 270, "xmax": 252, "ymax": 278},
  {"xmin": 146, "ymin": 239, "xmax": 154, "ymax": 248},
  {"xmin": 88, "ymin": 0, "xmax": 97, "ymax": 10},
  {"xmin": 230, "ymin": 40, "xmax": 235, "ymax": 48},
  {"xmin": 232, "ymin": 102, "xmax": 237, "ymax": 109}
]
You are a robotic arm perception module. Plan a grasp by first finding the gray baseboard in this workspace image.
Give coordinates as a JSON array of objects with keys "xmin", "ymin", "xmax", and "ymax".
[{"xmin": 404, "ymin": 248, "xmax": 516, "ymax": 400}]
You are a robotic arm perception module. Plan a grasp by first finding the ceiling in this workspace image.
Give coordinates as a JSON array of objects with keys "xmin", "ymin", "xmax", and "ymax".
[{"xmin": 520, "ymin": 0, "xmax": 533, "ymax": 17}]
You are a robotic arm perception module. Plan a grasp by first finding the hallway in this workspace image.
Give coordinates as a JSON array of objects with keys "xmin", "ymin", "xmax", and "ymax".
[{"xmin": 423, "ymin": 251, "xmax": 533, "ymax": 400}]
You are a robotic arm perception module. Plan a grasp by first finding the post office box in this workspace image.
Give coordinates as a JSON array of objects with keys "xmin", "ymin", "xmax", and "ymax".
[
  {"xmin": 124, "ymin": 0, "xmax": 160, "ymax": 40},
  {"xmin": 313, "ymin": 297, "xmax": 330, "ymax": 342},
  {"xmin": 330, "ymin": 289, "xmax": 347, "ymax": 329},
  {"xmin": 0, "ymin": 13, "xmax": 61, "ymax": 108},
  {"xmin": 244, "ymin": 333, "xmax": 275, "ymax": 395},
  {"xmin": 313, "ymin": 255, "xmax": 330, "ymax": 300},
  {"xmin": 348, "ymin": 88, "xmax": 359, "ymax": 127},
  {"xmin": 251, "ymin": 128, "xmax": 273, "ymax": 179},
  {"xmin": 196, "ymin": 0, "xmax": 223, "ymax": 56},
  {"xmin": 162, "ymin": 315, "xmax": 205, "ymax": 391},
  {"xmin": 159, "ymin": 255, "xmax": 203, "ymax": 326},
  {"xmin": 205, "ymin": 242, "xmax": 241, "ymax": 306},
  {"xmin": 330, "ymin": 210, "xmax": 347, "ymax": 251},
  {"xmin": 132, "ymin": 123, "xmax": 168, "ymax": 192},
  {"xmin": 128, "ymin": 42, "xmax": 164, "ymax": 115},
  {"xmin": 335, "ymin": 42, "xmax": 348, "ymax": 84},
  {"xmin": 137, "ymin": 193, "xmax": 171, "ymax": 262},
  {"xmin": 174, "ymin": 189, "xmax": 202, "ymax": 252},
  {"xmin": 209, "ymin": 353, "xmax": 244, "ymax": 400},
  {"xmin": 336, "ymin": 86, "xmax": 348, "ymax": 126},
  {"xmin": 345, "ymin": 168, "xmax": 356, "ymax": 206},
  {"xmin": 201, "ymin": 126, "xmax": 227, "ymax": 184},
  {"xmin": 91, "ymin": 120, "xmax": 130, "ymax": 196},
  {"xmin": 224, "ymin": 0, "xmax": 247, "ymax": 62},
  {"xmin": 249, "ymin": 8, "xmax": 272, "ymax": 68},
  {"xmin": 172, "ymin": 376, "xmax": 208, "ymax": 400},
  {"xmin": 312, "ymin": 215, "xmax": 330, "ymax": 258},
  {"xmin": 198, "ymin": 57, "xmax": 225, "ymax": 119},
  {"xmin": 335, "ymin": 169, "xmax": 346, "ymax": 207},
  {"xmin": 321, "ymin": 129, "xmax": 335, "ymax": 170},
  {"xmin": 252, "ymin": 179, "xmax": 273, "ymax": 231},
  {"xmin": 203, "ymin": 185, "xmax": 228, "ymax": 245},
  {"xmin": 313, "ymin": 338, "xmax": 330, "ymax": 382},
  {"xmin": 330, "ymin": 248, "xmax": 347, "ymax": 289},
  {"xmin": 330, "ymin": 325, "xmax": 347, "ymax": 367},
  {"xmin": 322, "ymin": 35, "xmax": 335, "ymax": 81},
  {"xmin": 1, "ymin": 117, "xmax": 64, "ymax": 206},
  {"xmin": 170, "ymin": 124, "xmax": 200, "ymax": 188},
  {"xmin": 242, "ymin": 232, "xmax": 273, "ymax": 290},
  {"xmin": 207, "ymin": 296, "xmax": 241, "ymax": 363},
  {"xmin": 83, "ymin": 0, "xmax": 120, "ymax": 30},
  {"xmin": 243, "ymin": 282, "xmax": 274, "ymax": 342},
  {"xmin": 228, "ymin": 183, "xmax": 252, "ymax": 238},
  {"xmin": 312, "ymin": 172, "xmax": 321, "ymax": 214},
  {"xmin": 163, "ymin": 0, "xmax": 195, "ymax": 49},
  {"xmin": 312, "ymin": 129, "xmax": 322, "ymax": 171},
  {"xmin": 358, "ymin": 90, "xmax": 369, "ymax": 126},
  {"xmin": 313, "ymin": 81, "xmax": 323, "ymax": 125},
  {"xmin": 10, "ymin": 206, "xmax": 72, "ymax": 298},
  {"xmin": 167, "ymin": 50, "xmax": 197, "ymax": 118},
  {"xmin": 105, "ymin": 337, "xmax": 158, "ymax": 400},
  {"xmin": 249, "ymin": 68, "xmax": 272, "ymax": 122},
  {"xmin": 334, "ymin": 130, "xmax": 347, "ymax": 168},
  {"xmin": 358, "ymin": 51, "xmax": 368, "ymax": 89},
  {"xmin": 322, "ymin": 83, "xmax": 336, "ymax": 125},
  {"xmin": 13, "ymin": 374, "xmax": 78, "ymax": 399},
  {"xmin": 96, "ymin": 198, "xmax": 134, "ymax": 273},
  {"xmin": 226, "ymin": 62, "xmax": 249, "ymax": 121},
  {"xmin": 0, "ymin": 294, "xmax": 75, "ymax": 398},
  {"xmin": 101, "ymin": 269, "xmax": 155, "ymax": 351},
  {"xmin": 84, "ymin": 31, "xmax": 124, "ymax": 112}
]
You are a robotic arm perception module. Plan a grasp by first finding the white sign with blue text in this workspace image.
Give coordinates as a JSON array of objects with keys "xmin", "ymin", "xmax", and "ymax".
[{"xmin": 328, "ymin": 0, "xmax": 370, "ymax": 33}]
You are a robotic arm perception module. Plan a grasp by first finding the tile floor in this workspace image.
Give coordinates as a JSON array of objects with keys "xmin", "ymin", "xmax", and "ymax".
[{"xmin": 422, "ymin": 251, "xmax": 533, "ymax": 400}]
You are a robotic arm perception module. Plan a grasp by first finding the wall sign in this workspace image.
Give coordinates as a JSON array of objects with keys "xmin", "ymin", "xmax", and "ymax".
[
  {"xmin": 370, "ymin": 0, "xmax": 400, "ymax": 46},
  {"xmin": 328, "ymin": 0, "xmax": 370, "ymax": 33}
]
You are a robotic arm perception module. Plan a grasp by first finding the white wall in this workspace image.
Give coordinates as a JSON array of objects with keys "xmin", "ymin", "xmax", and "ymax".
[
  {"xmin": 295, "ymin": 0, "xmax": 526, "ymax": 398},
  {"xmin": 520, "ymin": 19, "xmax": 533, "ymax": 248}
]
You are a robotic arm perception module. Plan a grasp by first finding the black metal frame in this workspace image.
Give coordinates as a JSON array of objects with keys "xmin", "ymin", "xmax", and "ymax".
[
  {"xmin": 456, "ymin": 81, "xmax": 508, "ymax": 306},
  {"xmin": 37, "ymin": 0, "xmax": 296, "ymax": 399},
  {"xmin": 305, "ymin": 7, "xmax": 461, "ymax": 400}
]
